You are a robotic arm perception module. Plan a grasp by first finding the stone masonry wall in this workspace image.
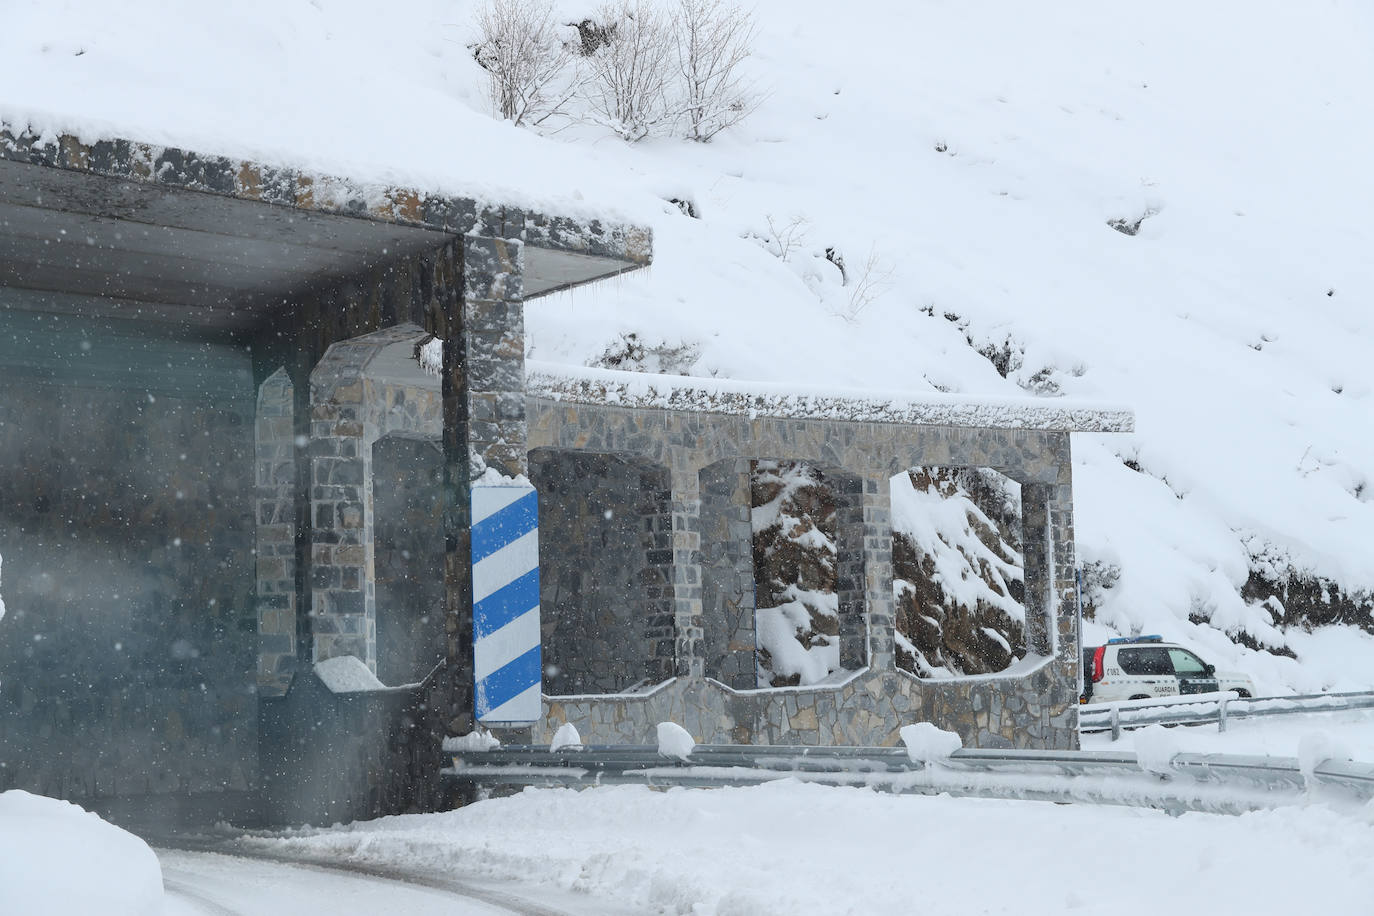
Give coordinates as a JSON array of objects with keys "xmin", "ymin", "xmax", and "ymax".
[
  {"xmin": 248, "ymin": 233, "xmax": 532, "ymax": 823},
  {"xmin": 307, "ymin": 325, "xmax": 444, "ymax": 672},
  {"xmin": 253, "ymin": 234, "xmax": 530, "ymax": 821},
  {"xmin": 542, "ymin": 663, "xmax": 1077, "ymax": 750},
  {"xmin": 700, "ymin": 459, "xmax": 756, "ymax": 688},
  {"xmin": 526, "ymin": 398, "xmax": 1080, "ymax": 750},
  {"xmin": 528, "ymin": 449, "xmax": 674, "ymax": 694}
]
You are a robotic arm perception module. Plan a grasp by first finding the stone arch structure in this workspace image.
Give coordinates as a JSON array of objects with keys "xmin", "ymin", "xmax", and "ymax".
[
  {"xmin": 700, "ymin": 458, "xmax": 867, "ymax": 689},
  {"xmin": 889, "ymin": 464, "xmax": 1029, "ymax": 679},
  {"xmin": 525, "ymin": 393, "xmax": 1091, "ymax": 748},
  {"xmin": 0, "ymin": 122, "xmax": 658, "ymax": 824},
  {"xmin": 307, "ymin": 324, "xmax": 443, "ymax": 674}
]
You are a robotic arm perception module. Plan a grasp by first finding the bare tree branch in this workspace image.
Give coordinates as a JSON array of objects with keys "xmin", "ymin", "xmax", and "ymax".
[
  {"xmin": 582, "ymin": 0, "xmax": 676, "ymax": 141},
  {"xmin": 474, "ymin": 0, "xmax": 581, "ymax": 128},
  {"xmin": 840, "ymin": 246, "xmax": 895, "ymax": 323},
  {"xmin": 671, "ymin": 0, "xmax": 759, "ymax": 141}
]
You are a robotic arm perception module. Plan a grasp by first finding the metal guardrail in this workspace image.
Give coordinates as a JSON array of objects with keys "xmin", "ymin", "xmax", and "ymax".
[
  {"xmin": 1079, "ymin": 690, "xmax": 1374, "ymax": 739},
  {"xmin": 443, "ymin": 744, "xmax": 1374, "ymax": 816}
]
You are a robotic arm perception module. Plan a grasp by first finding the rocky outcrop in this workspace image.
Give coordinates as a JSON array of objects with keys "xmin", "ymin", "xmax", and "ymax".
[
  {"xmin": 891, "ymin": 467, "xmax": 1027, "ymax": 677},
  {"xmin": 750, "ymin": 461, "xmax": 839, "ymax": 687}
]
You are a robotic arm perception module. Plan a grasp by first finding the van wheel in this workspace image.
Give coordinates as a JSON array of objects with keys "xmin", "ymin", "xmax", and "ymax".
[
  {"xmin": 1234, "ymin": 690, "xmax": 1251, "ymax": 698},
  {"xmin": 1129, "ymin": 695, "xmax": 1150, "ymax": 701}
]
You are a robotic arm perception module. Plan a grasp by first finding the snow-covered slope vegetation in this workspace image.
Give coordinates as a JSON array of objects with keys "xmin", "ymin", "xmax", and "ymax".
[{"xmin": 6, "ymin": 0, "xmax": 1374, "ymax": 694}]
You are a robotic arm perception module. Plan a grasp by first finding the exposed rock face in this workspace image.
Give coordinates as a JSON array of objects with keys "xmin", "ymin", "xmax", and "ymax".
[
  {"xmin": 891, "ymin": 467, "xmax": 1027, "ymax": 677},
  {"xmin": 1240, "ymin": 568, "xmax": 1374, "ymax": 635},
  {"xmin": 1191, "ymin": 562, "xmax": 1373, "ymax": 660},
  {"xmin": 750, "ymin": 463, "xmax": 1030, "ymax": 682},
  {"xmin": 750, "ymin": 460, "xmax": 839, "ymax": 687}
]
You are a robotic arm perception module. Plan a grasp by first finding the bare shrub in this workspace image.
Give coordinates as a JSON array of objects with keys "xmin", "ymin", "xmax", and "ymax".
[
  {"xmin": 473, "ymin": 0, "xmax": 581, "ymax": 128},
  {"xmin": 755, "ymin": 213, "xmax": 809, "ymax": 261},
  {"xmin": 582, "ymin": 0, "xmax": 676, "ymax": 141},
  {"xmin": 593, "ymin": 331, "xmax": 701, "ymax": 374},
  {"xmin": 671, "ymin": 0, "xmax": 758, "ymax": 141},
  {"xmin": 840, "ymin": 246, "xmax": 895, "ymax": 322},
  {"xmin": 472, "ymin": 0, "xmax": 760, "ymax": 142}
]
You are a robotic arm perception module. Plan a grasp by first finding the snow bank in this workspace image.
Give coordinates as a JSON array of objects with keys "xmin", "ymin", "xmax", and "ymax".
[
  {"xmin": 246, "ymin": 780, "xmax": 1374, "ymax": 916},
  {"xmin": 1297, "ymin": 732, "xmax": 1353, "ymax": 780},
  {"xmin": 899, "ymin": 722, "xmax": 963, "ymax": 764},
  {"xmin": 1133, "ymin": 725, "xmax": 1183, "ymax": 776},
  {"xmin": 754, "ymin": 596, "xmax": 838, "ymax": 686},
  {"xmin": 0, "ymin": 791, "xmax": 163, "ymax": 916},
  {"xmin": 656, "ymin": 721, "xmax": 696, "ymax": 760},
  {"xmin": 1085, "ymin": 707, "xmax": 1374, "ymax": 757},
  {"xmin": 550, "ymin": 722, "xmax": 582, "ymax": 751}
]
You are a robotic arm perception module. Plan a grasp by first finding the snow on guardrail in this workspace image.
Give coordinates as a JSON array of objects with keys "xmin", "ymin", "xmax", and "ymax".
[
  {"xmin": 1079, "ymin": 690, "xmax": 1374, "ymax": 739},
  {"xmin": 443, "ymin": 743, "xmax": 1374, "ymax": 817}
]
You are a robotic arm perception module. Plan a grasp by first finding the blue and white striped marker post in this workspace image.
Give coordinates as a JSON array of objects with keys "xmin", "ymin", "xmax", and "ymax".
[{"xmin": 471, "ymin": 484, "xmax": 542, "ymax": 726}]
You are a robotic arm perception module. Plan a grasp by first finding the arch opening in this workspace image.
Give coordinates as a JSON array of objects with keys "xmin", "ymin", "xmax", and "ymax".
[
  {"xmin": 889, "ymin": 466, "xmax": 1028, "ymax": 678},
  {"xmin": 528, "ymin": 448, "xmax": 674, "ymax": 696}
]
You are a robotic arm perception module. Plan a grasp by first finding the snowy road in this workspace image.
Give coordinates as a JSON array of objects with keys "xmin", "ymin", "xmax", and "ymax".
[{"xmin": 156, "ymin": 847, "xmax": 624, "ymax": 916}]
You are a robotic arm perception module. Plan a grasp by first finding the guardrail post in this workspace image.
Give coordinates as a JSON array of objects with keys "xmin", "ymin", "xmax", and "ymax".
[
  {"xmin": 1217, "ymin": 696, "xmax": 1229, "ymax": 733},
  {"xmin": 1110, "ymin": 704, "xmax": 1120, "ymax": 742}
]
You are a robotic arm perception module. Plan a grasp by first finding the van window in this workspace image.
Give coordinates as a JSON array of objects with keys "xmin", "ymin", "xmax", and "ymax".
[{"xmin": 1117, "ymin": 646, "xmax": 1171, "ymax": 676}]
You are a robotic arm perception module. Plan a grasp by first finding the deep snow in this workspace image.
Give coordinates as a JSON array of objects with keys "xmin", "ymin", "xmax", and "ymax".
[
  {"xmin": 14, "ymin": 711, "xmax": 1374, "ymax": 915},
  {"xmin": 4, "ymin": 0, "xmax": 1373, "ymax": 694},
  {"xmin": 0, "ymin": 790, "xmax": 163, "ymax": 916},
  {"xmin": 246, "ymin": 773, "xmax": 1374, "ymax": 916}
]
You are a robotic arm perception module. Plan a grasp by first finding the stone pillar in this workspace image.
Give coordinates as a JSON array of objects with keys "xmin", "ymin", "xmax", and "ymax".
[
  {"xmin": 1049, "ymin": 477, "xmax": 1079, "ymax": 666},
  {"xmin": 1048, "ymin": 468, "xmax": 1080, "ymax": 743},
  {"xmin": 639, "ymin": 462, "xmax": 678, "ymax": 684},
  {"xmin": 860, "ymin": 472, "xmax": 896, "ymax": 671},
  {"xmin": 700, "ymin": 458, "xmax": 756, "ymax": 687},
  {"xmin": 1021, "ymin": 482, "xmax": 1054, "ymax": 657},
  {"xmin": 438, "ymin": 235, "xmax": 526, "ymax": 736},
  {"xmin": 461, "ymin": 236, "xmax": 527, "ymax": 478},
  {"xmin": 669, "ymin": 459, "xmax": 705, "ymax": 679},
  {"xmin": 255, "ymin": 369, "xmax": 297, "ymax": 696},
  {"xmin": 829, "ymin": 468, "xmax": 868, "ymax": 671},
  {"xmin": 1023, "ymin": 448, "xmax": 1079, "ymax": 744},
  {"xmin": 308, "ymin": 361, "xmax": 377, "ymax": 669}
]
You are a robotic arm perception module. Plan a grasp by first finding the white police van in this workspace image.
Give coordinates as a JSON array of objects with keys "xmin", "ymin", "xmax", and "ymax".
[{"xmin": 1080, "ymin": 636, "xmax": 1255, "ymax": 704}]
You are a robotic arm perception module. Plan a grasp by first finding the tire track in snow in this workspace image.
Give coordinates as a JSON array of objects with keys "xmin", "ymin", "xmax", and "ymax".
[
  {"xmin": 161, "ymin": 874, "xmax": 243, "ymax": 916},
  {"xmin": 155, "ymin": 845, "xmax": 590, "ymax": 916}
]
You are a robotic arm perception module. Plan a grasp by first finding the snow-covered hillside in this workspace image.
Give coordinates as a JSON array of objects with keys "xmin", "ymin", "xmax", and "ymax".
[{"xmin": 6, "ymin": 0, "xmax": 1374, "ymax": 693}]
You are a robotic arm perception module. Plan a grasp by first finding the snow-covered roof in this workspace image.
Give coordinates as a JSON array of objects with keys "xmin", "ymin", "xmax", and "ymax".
[
  {"xmin": 0, "ymin": 123, "xmax": 650, "ymax": 335},
  {"xmin": 526, "ymin": 362, "xmax": 1133, "ymax": 432}
]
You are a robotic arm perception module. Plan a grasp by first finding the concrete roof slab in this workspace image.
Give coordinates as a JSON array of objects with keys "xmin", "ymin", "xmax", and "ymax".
[{"xmin": 0, "ymin": 125, "xmax": 652, "ymax": 336}]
